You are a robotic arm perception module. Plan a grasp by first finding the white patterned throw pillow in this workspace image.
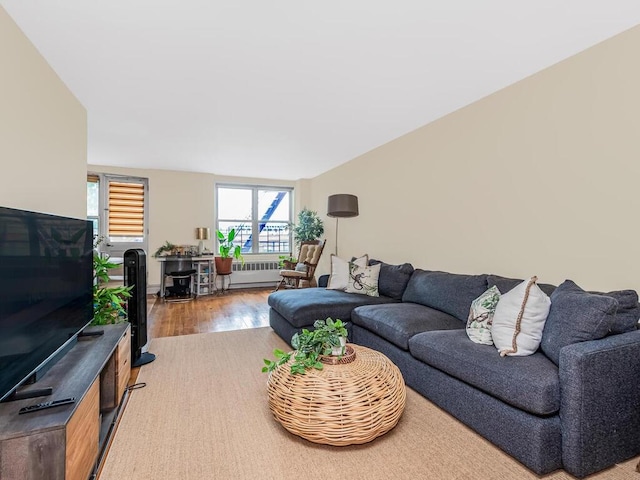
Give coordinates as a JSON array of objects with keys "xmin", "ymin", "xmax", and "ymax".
[
  {"xmin": 466, "ymin": 286, "xmax": 501, "ymax": 345},
  {"xmin": 345, "ymin": 262, "xmax": 380, "ymax": 297},
  {"xmin": 492, "ymin": 276, "xmax": 551, "ymax": 357},
  {"xmin": 327, "ymin": 254, "xmax": 368, "ymax": 291}
]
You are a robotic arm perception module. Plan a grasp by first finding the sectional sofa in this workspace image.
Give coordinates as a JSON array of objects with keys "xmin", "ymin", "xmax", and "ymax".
[{"xmin": 267, "ymin": 260, "xmax": 640, "ymax": 478}]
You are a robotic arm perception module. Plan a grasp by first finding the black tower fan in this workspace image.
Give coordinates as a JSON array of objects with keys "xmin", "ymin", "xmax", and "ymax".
[{"xmin": 124, "ymin": 249, "xmax": 156, "ymax": 367}]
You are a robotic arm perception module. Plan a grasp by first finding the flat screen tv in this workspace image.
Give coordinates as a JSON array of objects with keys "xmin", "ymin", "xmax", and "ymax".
[{"xmin": 0, "ymin": 206, "xmax": 93, "ymax": 402}]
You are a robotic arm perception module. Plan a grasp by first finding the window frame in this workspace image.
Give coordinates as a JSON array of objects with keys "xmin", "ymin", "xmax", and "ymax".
[
  {"xmin": 87, "ymin": 172, "xmax": 149, "ymax": 259},
  {"xmin": 87, "ymin": 174, "xmax": 100, "ymax": 239},
  {"xmin": 215, "ymin": 184, "xmax": 293, "ymax": 255}
]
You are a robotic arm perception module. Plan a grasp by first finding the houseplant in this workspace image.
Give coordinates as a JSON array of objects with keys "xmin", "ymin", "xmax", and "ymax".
[
  {"xmin": 153, "ymin": 240, "xmax": 178, "ymax": 258},
  {"xmin": 262, "ymin": 318, "xmax": 348, "ymax": 375},
  {"xmin": 292, "ymin": 208, "xmax": 324, "ymax": 246},
  {"xmin": 280, "ymin": 208, "xmax": 324, "ymax": 268},
  {"xmin": 215, "ymin": 228, "xmax": 244, "ymax": 275},
  {"xmin": 92, "ymin": 238, "xmax": 132, "ymax": 325}
]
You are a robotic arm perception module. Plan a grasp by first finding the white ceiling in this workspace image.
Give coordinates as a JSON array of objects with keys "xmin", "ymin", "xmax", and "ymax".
[{"xmin": 2, "ymin": 1, "xmax": 640, "ymax": 180}]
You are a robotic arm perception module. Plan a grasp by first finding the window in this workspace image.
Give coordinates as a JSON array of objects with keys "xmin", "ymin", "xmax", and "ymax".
[
  {"xmin": 216, "ymin": 185, "xmax": 292, "ymax": 254},
  {"xmin": 106, "ymin": 180, "xmax": 145, "ymax": 242},
  {"xmin": 87, "ymin": 174, "xmax": 100, "ymax": 238},
  {"xmin": 87, "ymin": 173, "xmax": 148, "ymax": 258}
]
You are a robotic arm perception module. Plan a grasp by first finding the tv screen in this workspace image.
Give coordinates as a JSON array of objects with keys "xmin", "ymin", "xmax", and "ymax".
[{"xmin": 0, "ymin": 206, "xmax": 93, "ymax": 402}]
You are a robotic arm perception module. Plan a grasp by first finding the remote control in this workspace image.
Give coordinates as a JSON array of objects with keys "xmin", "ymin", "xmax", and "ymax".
[{"xmin": 19, "ymin": 397, "xmax": 76, "ymax": 414}]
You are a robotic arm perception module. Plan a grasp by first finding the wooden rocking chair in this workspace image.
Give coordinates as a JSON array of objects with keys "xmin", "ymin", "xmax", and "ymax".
[{"xmin": 274, "ymin": 240, "xmax": 325, "ymax": 291}]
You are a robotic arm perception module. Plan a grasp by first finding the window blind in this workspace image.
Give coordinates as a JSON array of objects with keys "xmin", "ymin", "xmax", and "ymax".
[{"xmin": 108, "ymin": 181, "xmax": 144, "ymax": 237}]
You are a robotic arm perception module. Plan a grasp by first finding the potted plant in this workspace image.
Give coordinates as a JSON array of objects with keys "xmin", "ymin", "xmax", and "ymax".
[
  {"xmin": 153, "ymin": 240, "xmax": 178, "ymax": 258},
  {"xmin": 273, "ymin": 210, "xmax": 324, "ymax": 271},
  {"xmin": 262, "ymin": 318, "xmax": 348, "ymax": 375},
  {"xmin": 215, "ymin": 228, "xmax": 244, "ymax": 275},
  {"xmin": 292, "ymin": 208, "xmax": 324, "ymax": 246},
  {"xmin": 92, "ymin": 238, "xmax": 133, "ymax": 325}
]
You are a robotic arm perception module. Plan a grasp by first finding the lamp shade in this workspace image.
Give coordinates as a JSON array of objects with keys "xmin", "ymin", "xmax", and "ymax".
[
  {"xmin": 327, "ymin": 194, "xmax": 359, "ymax": 218},
  {"xmin": 195, "ymin": 227, "xmax": 211, "ymax": 240}
]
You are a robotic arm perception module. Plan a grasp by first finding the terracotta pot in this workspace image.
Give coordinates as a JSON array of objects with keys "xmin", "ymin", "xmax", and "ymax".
[{"xmin": 215, "ymin": 257, "xmax": 233, "ymax": 275}]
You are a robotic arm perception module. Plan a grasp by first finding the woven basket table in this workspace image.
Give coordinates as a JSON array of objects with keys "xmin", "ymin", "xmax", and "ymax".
[{"xmin": 267, "ymin": 344, "xmax": 406, "ymax": 446}]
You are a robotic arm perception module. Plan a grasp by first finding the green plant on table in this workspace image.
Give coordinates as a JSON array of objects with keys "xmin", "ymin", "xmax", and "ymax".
[
  {"xmin": 262, "ymin": 318, "xmax": 348, "ymax": 375},
  {"xmin": 153, "ymin": 240, "xmax": 177, "ymax": 258},
  {"xmin": 92, "ymin": 237, "xmax": 132, "ymax": 326},
  {"xmin": 305, "ymin": 317, "xmax": 347, "ymax": 354}
]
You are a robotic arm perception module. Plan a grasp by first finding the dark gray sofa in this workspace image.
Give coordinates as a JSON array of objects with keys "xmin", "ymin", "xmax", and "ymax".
[{"xmin": 267, "ymin": 263, "xmax": 640, "ymax": 478}]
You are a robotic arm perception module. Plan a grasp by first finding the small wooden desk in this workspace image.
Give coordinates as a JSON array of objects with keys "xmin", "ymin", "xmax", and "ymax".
[{"xmin": 158, "ymin": 256, "xmax": 215, "ymax": 298}]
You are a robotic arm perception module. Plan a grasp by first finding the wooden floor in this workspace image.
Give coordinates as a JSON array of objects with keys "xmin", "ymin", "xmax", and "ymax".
[
  {"xmin": 130, "ymin": 287, "xmax": 271, "ymax": 382},
  {"xmin": 148, "ymin": 288, "xmax": 271, "ymax": 338}
]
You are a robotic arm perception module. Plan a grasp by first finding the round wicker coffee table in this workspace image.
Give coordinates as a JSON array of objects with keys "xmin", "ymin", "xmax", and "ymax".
[{"xmin": 267, "ymin": 344, "xmax": 406, "ymax": 446}]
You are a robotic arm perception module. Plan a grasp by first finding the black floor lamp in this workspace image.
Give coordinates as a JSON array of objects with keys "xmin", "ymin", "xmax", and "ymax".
[{"xmin": 327, "ymin": 194, "xmax": 359, "ymax": 256}]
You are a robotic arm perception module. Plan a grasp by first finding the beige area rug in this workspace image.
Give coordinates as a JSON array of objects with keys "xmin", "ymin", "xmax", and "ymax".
[{"xmin": 99, "ymin": 328, "xmax": 639, "ymax": 480}]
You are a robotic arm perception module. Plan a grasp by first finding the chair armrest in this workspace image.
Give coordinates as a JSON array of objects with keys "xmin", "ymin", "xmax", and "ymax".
[
  {"xmin": 559, "ymin": 329, "xmax": 640, "ymax": 477},
  {"xmin": 282, "ymin": 260, "xmax": 297, "ymax": 270}
]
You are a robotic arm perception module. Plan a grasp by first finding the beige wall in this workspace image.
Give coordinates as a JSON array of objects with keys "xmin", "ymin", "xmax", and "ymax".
[
  {"xmin": 0, "ymin": 7, "xmax": 87, "ymax": 219},
  {"xmin": 6, "ymin": 0, "xmax": 637, "ymax": 295},
  {"xmin": 311, "ymin": 25, "xmax": 640, "ymax": 293},
  {"xmin": 88, "ymin": 165, "xmax": 298, "ymax": 288}
]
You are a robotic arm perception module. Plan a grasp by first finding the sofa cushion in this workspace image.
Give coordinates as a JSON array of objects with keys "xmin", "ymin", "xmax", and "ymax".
[
  {"xmin": 352, "ymin": 303, "xmax": 463, "ymax": 350},
  {"xmin": 540, "ymin": 280, "xmax": 617, "ymax": 365},
  {"xmin": 268, "ymin": 288, "xmax": 397, "ymax": 328},
  {"xmin": 487, "ymin": 274, "xmax": 556, "ymax": 297},
  {"xmin": 492, "ymin": 277, "xmax": 551, "ymax": 357},
  {"xmin": 326, "ymin": 254, "xmax": 368, "ymax": 290},
  {"xmin": 401, "ymin": 270, "xmax": 488, "ymax": 322},
  {"xmin": 592, "ymin": 289, "xmax": 640, "ymax": 334},
  {"xmin": 368, "ymin": 259, "xmax": 414, "ymax": 300},
  {"xmin": 345, "ymin": 262, "xmax": 380, "ymax": 297},
  {"xmin": 466, "ymin": 285, "xmax": 501, "ymax": 345},
  {"xmin": 409, "ymin": 329, "xmax": 560, "ymax": 416}
]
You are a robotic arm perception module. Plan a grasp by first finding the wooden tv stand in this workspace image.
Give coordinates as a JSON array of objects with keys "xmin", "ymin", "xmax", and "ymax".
[{"xmin": 0, "ymin": 323, "xmax": 131, "ymax": 480}]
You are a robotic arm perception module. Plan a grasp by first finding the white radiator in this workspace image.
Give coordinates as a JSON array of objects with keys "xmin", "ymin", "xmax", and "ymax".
[{"xmin": 231, "ymin": 260, "xmax": 281, "ymax": 286}]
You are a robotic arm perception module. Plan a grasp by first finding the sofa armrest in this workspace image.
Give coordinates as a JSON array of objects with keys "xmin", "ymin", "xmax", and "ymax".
[
  {"xmin": 559, "ymin": 329, "xmax": 640, "ymax": 478},
  {"xmin": 318, "ymin": 274, "xmax": 329, "ymax": 288}
]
